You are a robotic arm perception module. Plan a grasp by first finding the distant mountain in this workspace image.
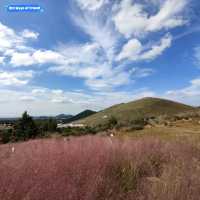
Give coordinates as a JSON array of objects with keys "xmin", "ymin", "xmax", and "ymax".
[
  {"xmin": 32, "ymin": 114, "xmax": 73, "ymax": 120},
  {"xmin": 78, "ymin": 97, "xmax": 196, "ymax": 126},
  {"xmin": 33, "ymin": 116, "xmax": 51, "ymax": 120},
  {"xmin": 0, "ymin": 117, "xmax": 19, "ymax": 124},
  {"xmin": 63, "ymin": 110, "xmax": 96, "ymax": 123},
  {"xmin": 55, "ymin": 114, "xmax": 73, "ymax": 119},
  {"xmin": 0, "ymin": 114, "xmax": 73, "ymax": 123},
  {"xmin": 0, "ymin": 117, "xmax": 19, "ymax": 121}
]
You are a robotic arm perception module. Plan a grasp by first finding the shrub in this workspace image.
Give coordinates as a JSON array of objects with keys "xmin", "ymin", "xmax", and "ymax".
[
  {"xmin": 115, "ymin": 122, "xmax": 124, "ymax": 130},
  {"xmin": 60, "ymin": 126, "xmax": 97, "ymax": 137},
  {"xmin": 94, "ymin": 123, "xmax": 109, "ymax": 132},
  {"xmin": 108, "ymin": 116, "xmax": 118, "ymax": 128},
  {"xmin": 1, "ymin": 129, "xmax": 13, "ymax": 144},
  {"xmin": 128, "ymin": 118, "xmax": 146, "ymax": 131},
  {"xmin": 95, "ymin": 116, "xmax": 118, "ymax": 132},
  {"xmin": 128, "ymin": 124, "xmax": 144, "ymax": 131}
]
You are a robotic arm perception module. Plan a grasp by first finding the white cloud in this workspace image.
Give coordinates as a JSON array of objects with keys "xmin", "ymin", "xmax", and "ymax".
[
  {"xmin": 71, "ymin": 6, "xmax": 119, "ymax": 62},
  {"xmin": 33, "ymin": 50, "xmax": 62, "ymax": 64},
  {"xmin": 21, "ymin": 29, "xmax": 39, "ymax": 39},
  {"xmin": 0, "ymin": 22, "xmax": 61, "ymax": 68},
  {"xmin": 31, "ymin": 88, "xmax": 47, "ymax": 95},
  {"xmin": 0, "ymin": 0, "xmax": 187, "ymax": 92},
  {"xmin": 50, "ymin": 64, "xmax": 153, "ymax": 91},
  {"xmin": 147, "ymin": 0, "xmax": 187, "ymax": 31},
  {"xmin": 0, "ymin": 0, "xmax": 190, "ymax": 111},
  {"xmin": 0, "ymin": 22, "xmax": 39, "ymax": 54},
  {"xmin": 0, "ymin": 86, "xmax": 155, "ymax": 117},
  {"xmin": 117, "ymin": 39, "xmax": 142, "ymax": 61},
  {"xmin": 0, "ymin": 57, "xmax": 4, "ymax": 64},
  {"xmin": 117, "ymin": 34, "xmax": 172, "ymax": 61},
  {"xmin": 85, "ymin": 71, "xmax": 130, "ymax": 91},
  {"xmin": 10, "ymin": 52, "xmax": 34, "ymax": 67},
  {"xmin": 84, "ymin": 67, "xmax": 153, "ymax": 91},
  {"xmin": 48, "ymin": 42, "xmax": 110, "ymax": 83},
  {"xmin": 113, "ymin": 1, "xmax": 147, "ymax": 38},
  {"xmin": 56, "ymin": 43, "xmax": 102, "ymax": 66},
  {"xmin": 49, "ymin": 62, "xmax": 110, "ymax": 80},
  {"xmin": 49, "ymin": 63, "xmax": 125, "ymax": 91},
  {"xmin": 130, "ymin": 68, "xmax": 154, "ymax": 78},
  {"xmin": 78, "ymin": 65, "xmax": 111, "ymax": 79},
  {"xmin": 48, "ymin": 43, "xmax": 115, "ymax": 88},
  {"xmin": 0, "ymin": 70, "xmax": 34, "ymax": 86},
  {"xmin": 165, "ymin": 78, "xmax": 200, "ymax": 106},
  {"xmin": 20, "ymin": 96, "xmax": 37, "ymax": 102},
  {"xmin": 139, "ymin": 34, "xmax": 172, "ymax": 60},
  {"xmin": 113, "ymin": 0, "xmax": 188, "ymax": 38},
  {"xmin": 0, "ymin": 1, "xmax": 194, "ymax": 116},
  {"xmin": 52, "ymin": 5, "xmax": 160, "ymax": 91},
  {"xmin": 0, "ymin": 23, "xmax": 22, "ymax": 51},
  {"xmin": 10, "ymin": 50, "xmax": 63, "ymax": 67},
  {"xmin": 76, "ymin": 0, "xmax": 107, "ymax": 11}
]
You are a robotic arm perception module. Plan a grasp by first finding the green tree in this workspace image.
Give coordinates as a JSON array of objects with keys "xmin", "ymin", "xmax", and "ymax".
[
  {"xmin": 14, "ymin": 111, "xmax": 38, "ymax": 141},
  {"xmin": 47, "ymin": 118, "xmax": 57, "ymax": 132}
]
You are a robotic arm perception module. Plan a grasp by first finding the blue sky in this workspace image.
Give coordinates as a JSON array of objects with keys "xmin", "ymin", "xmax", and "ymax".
[{"xmin": 0, "ymin": 0, "xmax": 200, "ymax": 117}]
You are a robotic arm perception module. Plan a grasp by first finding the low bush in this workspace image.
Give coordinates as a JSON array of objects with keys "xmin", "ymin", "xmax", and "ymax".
[
  {"xmin": 93, "ymin": 116, "xmax": 118, "ymax": 132},
  {"xmin": 127, "ymin": 118, "xmax": 147, "ymax": 131},
  {"xmin": 60, "ymin": 126, "xmax": 97, "ymax": 137},
  {"xmin": 128, "ymin": 124, "xmax": 145, "ymax": 131},
  {"xmin": 1, "ymin": 129, "xmax": 13, "ymax": 144},
  {"xmin": 108, "ymin": 116, "xmax": 118, "ymax": 128}
]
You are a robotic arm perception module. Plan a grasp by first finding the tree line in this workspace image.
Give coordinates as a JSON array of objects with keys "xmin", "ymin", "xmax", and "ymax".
[
  {"xmin": 0, "ymin": 112, "xmax": 121, "ymax": 144},
  {"xmin": 0, "ymin": 111, "xmax": 57, "ymax": 143}
]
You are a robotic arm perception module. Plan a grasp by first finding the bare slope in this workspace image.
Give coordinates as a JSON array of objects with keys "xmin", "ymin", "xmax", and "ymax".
[{"xmin": 78, "ymin": 97, "xmax": 195, "ymax": 126}]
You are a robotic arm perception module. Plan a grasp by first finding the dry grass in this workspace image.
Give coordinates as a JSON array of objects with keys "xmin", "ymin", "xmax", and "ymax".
[
  {"xmin": 119, "ymin": 119, "xmax": 200, "ymax": 142},
  {"xmin": 1, "ymin": 136, "xmax": 200, "ymax": 200}
]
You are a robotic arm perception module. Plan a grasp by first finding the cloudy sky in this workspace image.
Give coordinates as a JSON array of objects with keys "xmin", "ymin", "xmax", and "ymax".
[{"xmin": 0, "ymin": 0, "xmax": 200, "ymax": 117}]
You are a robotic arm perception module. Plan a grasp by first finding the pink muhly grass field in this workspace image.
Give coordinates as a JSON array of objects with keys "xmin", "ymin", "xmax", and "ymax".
[{"xmin": 0, "ymin": 135, "xmax": 200, "ymax": 200}]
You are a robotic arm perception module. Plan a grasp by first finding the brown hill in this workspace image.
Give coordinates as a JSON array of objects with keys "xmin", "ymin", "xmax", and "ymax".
[{"xmin": 78, "ymin": 97, "xmax": 195, "ymax": 126}]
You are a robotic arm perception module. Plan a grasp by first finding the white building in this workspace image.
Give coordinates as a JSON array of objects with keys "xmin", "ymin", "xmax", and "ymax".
[{"xmin": 58, "ymin": 123, "xmax": 85, "ymax": 128}]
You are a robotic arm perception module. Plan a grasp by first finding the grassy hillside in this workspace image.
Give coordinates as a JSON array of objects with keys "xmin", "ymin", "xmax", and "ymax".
[{"xmin": 78, "ymin": 97, "xmax": 195, "ymax": 127}]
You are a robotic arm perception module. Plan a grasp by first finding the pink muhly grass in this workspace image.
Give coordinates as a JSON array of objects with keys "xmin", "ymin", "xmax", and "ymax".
[{"xmin": 0, "ymin": 136, "xmax": 200, "ymax": 200}]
